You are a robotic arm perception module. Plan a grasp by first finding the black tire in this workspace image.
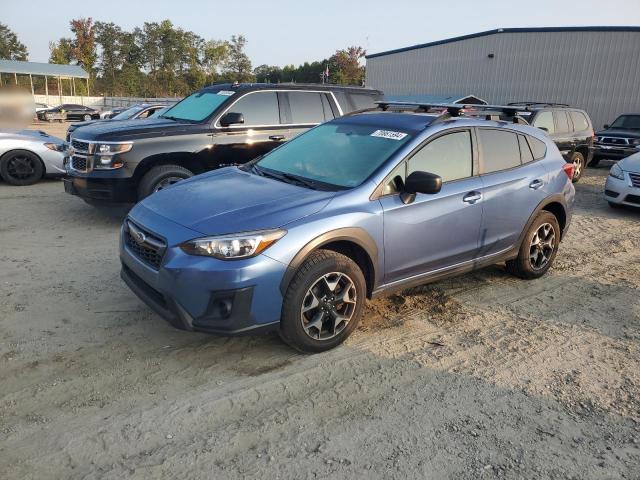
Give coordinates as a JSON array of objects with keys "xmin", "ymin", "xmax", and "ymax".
[
  {"xmin": 137, "ymin": 164, "xmax": 193, "ymax": 200},
  {"xmin": 279, "ymin": 250, "xmax": 366, "ymax": 353},
  {"xmin": 0, "ymin": 150, "xmax": 44, "ymax": 186},
  {"xmin": 608, "ymin": 201, "xmax": 622, "ymax": 209},
  {"xmin": 589, "ymin": 157, "xmax": 601, "ymax": 167},
  {"xmin": 506, "ymin": 211, "xmax": 560, "ymax": 280},
  {"xmin": 570, "ymin": 152, "xmax": 584, "ymax": 183}
]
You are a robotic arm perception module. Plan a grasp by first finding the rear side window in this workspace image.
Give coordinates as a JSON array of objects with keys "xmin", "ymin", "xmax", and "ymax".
[
  {"xmin": 527, "ymin": 136, "xmax": 547, "ymax": 160},
  {"xmin": 478, "ymin": 129, "xmax": 521, "ymax": 173},
  {"xmin": 570, "ymin": 111, "xmax": 590, "ymax": 131},
  {"xmin": 408, "ymin": 131, "xmax": 473, "ymax": 182},
  {"xmin": 518, "ymin": 135, "xmax": 534, "ymax": 163},
  {"xmin": 532, "ymin": 111, "xmax": 555, "ymax": 133},
  {"xmin": 554, "ymin": 111, "xmax": 571, "ymax": 133},
  {"xmin": 288, "ymin": 92, "xmax": 326, "ymax": 124},
  {"xmin": 229, "ymin": 92, "xmax": 280, "ymax": 126},
  {"xmin": 349, "ymin": 93, "xmax": 378, "ymax": 111}
]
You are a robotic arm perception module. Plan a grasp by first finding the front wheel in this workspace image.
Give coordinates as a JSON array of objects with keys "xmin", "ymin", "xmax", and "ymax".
[
  {"xmin": 83, "ymin": 114, "xmax": 92, "ymax": 121},
  {"xmin": 570, "ymin": 152, "xmax": 584, "ymax": 183},
  {"xmin": 137, "ymin": 165, "xmax": 193, "ymax": 200},
  {"xmin": 506, "ymin": 211, "xmax": 560, "ymax": 280},
  {"xmin": 0, "ymin": 150, "xmax": 44, "ymax": 186},
  {"xmin": 279, "ymin": 250, "xmax": 366, "ymax": 353}
]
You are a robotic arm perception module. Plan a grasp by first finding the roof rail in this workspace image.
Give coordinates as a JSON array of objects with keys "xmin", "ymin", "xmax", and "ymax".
[
  {"xmin": 371, "ymin": 101, "xmax": 532, "ymax": 124},
  {"xmin": 507, "ymin": 101, "xmax": 571, "ymax": 108}
]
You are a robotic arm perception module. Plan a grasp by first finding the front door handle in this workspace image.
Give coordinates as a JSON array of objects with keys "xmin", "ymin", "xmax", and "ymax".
[
  {"xmin": 269, "ymin": 135, "xmax": 286, "ymax": 141},
  {"xmin": 529, "ymin": 179, "xmax": 544, "ymax": 190},
  {"xmin": 463, "ymin": 191, "xmax": 482, "ymax": 204}
]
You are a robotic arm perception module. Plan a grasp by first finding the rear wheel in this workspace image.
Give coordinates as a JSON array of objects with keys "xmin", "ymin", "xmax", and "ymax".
[
  {"xmin": 506, "ymin": 211, "xmax": 560, "ymax": 280},
  {"xmin": 137, "ymin": 164, "xmax": 193, "ymax": 200},
  {"xmin": 83, "ymin": 114, "xmax": 91, "ymax": 121},
  {"xmin": 570, "ymin": 152, "xmax": 584, "ymax": 183},
  {"xmin": 279, "ymin": 250, "xmax": 366, "ymax": 353},
  {"xmin": 0, "ymin": 150, "xmax": 44, "ymax": 186}
]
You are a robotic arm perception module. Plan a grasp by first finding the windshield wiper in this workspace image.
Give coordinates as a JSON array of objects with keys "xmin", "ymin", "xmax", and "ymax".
[
  {"xmin": 160, "ymin": 115, "xmax": 195, "ymax": 123},
  {"xmin": 258, "ymin": 168, "xmax": 319, "ymax": 190}
]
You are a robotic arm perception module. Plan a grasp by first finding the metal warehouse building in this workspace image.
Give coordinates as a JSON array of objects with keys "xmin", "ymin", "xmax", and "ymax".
[{"xmin": 365, "ymin": 27, "xmax": 640, "ymax": 129}]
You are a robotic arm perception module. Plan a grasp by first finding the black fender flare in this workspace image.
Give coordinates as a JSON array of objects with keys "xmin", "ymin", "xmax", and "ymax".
[
  {"xmin": 279, "ymin": 227, "xmax": 379, "ymax": 297},
  {"xmin": 516, "ymin": 194, "xmax": 569, "ymax": 248}
]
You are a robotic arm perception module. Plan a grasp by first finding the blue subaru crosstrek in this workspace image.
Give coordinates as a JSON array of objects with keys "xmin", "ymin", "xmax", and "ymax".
[{"xmin": 120, "ymin": 103, "xmax": 575, "ymax": 352}]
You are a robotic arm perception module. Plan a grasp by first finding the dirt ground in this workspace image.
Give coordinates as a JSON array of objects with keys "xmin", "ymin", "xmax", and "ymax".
[{"xmin": 1, "ymin": 126, "xmax": 639, "ymax": 479}]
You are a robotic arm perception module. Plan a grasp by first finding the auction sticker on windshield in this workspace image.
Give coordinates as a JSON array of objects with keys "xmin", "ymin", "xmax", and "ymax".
[
  {"xmin": 370, "ymin": 130, "xmax": 408, "ymax": 141},
  {"xmin": 217, "ymin": 91, "xmax": 235, "ymax": 96}
]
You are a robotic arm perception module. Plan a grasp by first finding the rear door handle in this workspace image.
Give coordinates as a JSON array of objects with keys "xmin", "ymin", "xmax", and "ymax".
[
  {"xmin": 463, "ymin": 191, "xmax": 482, "ymax": 204},
  {"xmin": 269, "ymin": 135, "xmax": 286, "ymax": 141},
  {"xmin": 529, "ymin": 179, "xmax": 544, "ymax": 190}
]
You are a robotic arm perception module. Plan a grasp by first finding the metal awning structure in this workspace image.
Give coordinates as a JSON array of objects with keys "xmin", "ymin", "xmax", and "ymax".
[{"xmin": 0, "ymin": 60, "xmax": 90, "ymax": 96}]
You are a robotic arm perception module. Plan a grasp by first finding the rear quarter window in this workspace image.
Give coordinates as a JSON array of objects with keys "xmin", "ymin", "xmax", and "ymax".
[
  {"xmin": 527, "ymin": 135, "xmax": 547, "ymax": 160},
  {"xmin": 554, "ymin": 111, "xmax": 571, "ymax": 134},
  {"xmin": 288, "ymin": 92, "xmax": 326, "ymax": 124},
  {"xmin": 478, "ymin": 129, "xmax": 521, "ymax": 174},
  {"xmin": 570, "ymin": 111, "xmax": 590, "ymax": 132}
]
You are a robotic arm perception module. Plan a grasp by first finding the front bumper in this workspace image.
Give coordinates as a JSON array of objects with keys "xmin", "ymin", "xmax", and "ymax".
[
  {"xmin": 119, "ymin": 216, "xmax": 287, "ymax": 335},
  {"xmin": 593, "ymin": 144, "xmax": 639, "ymax": 160},
  {"xmin": 63, "ymin": 174, "xmax": 137, "ymax": 203},
  {"xmin": 604, "ymin": 173, "xmax": 640, "ymax": 207}
]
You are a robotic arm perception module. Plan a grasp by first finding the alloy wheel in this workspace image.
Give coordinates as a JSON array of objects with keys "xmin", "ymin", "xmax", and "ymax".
[
  {"xmin": 529, "ymin": 223, "xmax": 556, "ymax": 270},
  {"xmin": 573, "ymin": 157, "xmax": 583, "ymax": 179},
  {"xmin": 300, "ymin": 272, "xmax": 357, "ymax": 340},
  {"xmin": 153, "ymin": 176, "xmax": 184, "ymax": 192},
  {"xmin": 6, "ymin": 155, "xmax": 36, "ymax": 181}
]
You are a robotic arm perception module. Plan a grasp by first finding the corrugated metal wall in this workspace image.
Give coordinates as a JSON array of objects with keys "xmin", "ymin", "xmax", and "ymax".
[{"xmin": 366, "ymin": 31, "xmax": 640, "ymax": 129}]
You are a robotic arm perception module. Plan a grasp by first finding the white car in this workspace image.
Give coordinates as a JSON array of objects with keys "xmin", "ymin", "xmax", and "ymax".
[
  {"xmin": 604, "ymin": 152, "xmax": 640, "ymax": 208},
  {"xmin": 0, "ymin": 130, "xmax": 66, "ymax": 186}
]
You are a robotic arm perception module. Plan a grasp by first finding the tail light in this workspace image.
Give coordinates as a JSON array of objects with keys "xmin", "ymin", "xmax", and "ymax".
[{"xmin": 563, "ymin": 163, "xmax": 575, "ymax": 179}]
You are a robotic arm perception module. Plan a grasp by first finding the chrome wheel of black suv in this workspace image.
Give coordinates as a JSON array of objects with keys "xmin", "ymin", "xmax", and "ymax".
[
  {"xmin": 571, "ymin": 152, "xmax": 584, "ymax": 183},
  {"xmin": 280, "ymin": 250, "xmax": 365, "ymax": 353},
  {"xmin": 506, "ymin": 211, "xmax": 560, "ymax": 279}
]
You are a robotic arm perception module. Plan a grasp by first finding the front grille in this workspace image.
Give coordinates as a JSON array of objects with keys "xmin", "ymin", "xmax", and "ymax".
[
  {"xmin": 71, "ymin": 139, "xmax": 90, "ymax": 152},
  {"xmin": 124, "ymin": 221, "xmax": 166, "ymax": 270},
  {"xmin": 71, "ymin": 156, "xmax": 87, "ymax": 171},
  {"xmin": 629, "ymin": 172, "xmax": 640, "ymax": 188},
  {"xmin": 598, "ymin": 137, "xmax": 631, "ymax": 146},
  {"xmin": 624, "ymin": 194, "xmax": 640, "ymax": 205}
]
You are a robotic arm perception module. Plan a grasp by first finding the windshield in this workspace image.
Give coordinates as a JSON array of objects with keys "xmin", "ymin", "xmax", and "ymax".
[
  {"xmin": 160, "ymin": 90, "xmax": 234, "ymax": 122},
  {"xmin": 610, "ymin": 115, "xmax": 640, "ymax": 130},
  {"xmin": 255, "ymin": 122, "xmax": 413, "ymax": 188},
  {"xmin": 112, "ymin": 105, "xmax": 145, "ymax": 120}
]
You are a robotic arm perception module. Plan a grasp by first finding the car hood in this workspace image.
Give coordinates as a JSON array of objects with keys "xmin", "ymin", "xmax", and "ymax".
[
  {"xmin": 596, "ymin": 128, "xmax": 640, "ymax": 138},
  {"xmin": 620, "ymin": 152, "xmax": 640, "ymax": 172},
  {"xmin": 0, "ymin": 129, "xmax": 63, "ymax": 143},
  {"xmin": 135, "ymin": 168, "xmax": 336, "ymax": 236},
  {"xmin": 69, "ymin": 117, "xmax": 199, "ymax": 141}
]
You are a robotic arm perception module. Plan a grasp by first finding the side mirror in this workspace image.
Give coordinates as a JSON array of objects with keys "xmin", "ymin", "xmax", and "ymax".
[
  {"xmin": 401, "ymin": 171, "xmax": 442, "ymax": 204},
  {"xmin": 220, "ymin": 112, "xmax": 244, "ymax": 127},
  {"xmin": 603, "ymin": 124, "xmax": 610, "ymax": 129}
]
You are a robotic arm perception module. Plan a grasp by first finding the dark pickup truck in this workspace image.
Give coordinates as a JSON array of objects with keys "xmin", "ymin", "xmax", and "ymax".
[
  {"xmin": 63, "ymin": 83, "xmax": 383, "ymax": 204},
  {"xmin": 591, "ymin": 113, "xmax": 640, "ymax": 166}
]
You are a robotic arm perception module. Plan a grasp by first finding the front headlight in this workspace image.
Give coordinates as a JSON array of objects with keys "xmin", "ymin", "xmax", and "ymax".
[
  {"xmin": 93, "ymin": 142, "xmax": 132, "ymax": 169},
  {"xmin": 609, "ymin": 163, "xmax": 625, "ymax": 180},
  {"xmin": 44, "ymin": 142, "xmax": 65, "ymax": 152},
  {"xmin": 180, "ymin": 229, "xmax": 286, "ymax": 260}
]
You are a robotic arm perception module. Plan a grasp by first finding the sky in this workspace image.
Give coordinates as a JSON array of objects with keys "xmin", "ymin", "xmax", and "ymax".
[{"xmin": 4, "ymin": 0, "xmax": 640, "ymax": 67}]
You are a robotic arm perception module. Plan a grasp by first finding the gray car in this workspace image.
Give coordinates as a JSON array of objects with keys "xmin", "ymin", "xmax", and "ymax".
[
  {"xmin": 0, "ymin": 130, "xmax": 66, "ymax": 186},
  {"xmin": 605, "ymin": 152, "xmax": 640, "ymax": 208}
]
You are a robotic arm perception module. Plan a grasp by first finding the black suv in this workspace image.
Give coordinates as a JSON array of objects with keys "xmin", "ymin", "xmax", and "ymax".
[
  {"xmin": 591, "ymin": 114, "xmax": 640, "ymax": 166},
  {"xmin": 507, "ymin": 103, "xmax": 594, "ymax": 183},
  {"xmin": 63, "ymin": 83, "xmax": 382, "ymax": 204}
]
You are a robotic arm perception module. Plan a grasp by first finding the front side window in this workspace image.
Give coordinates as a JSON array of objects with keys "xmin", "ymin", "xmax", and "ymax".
[
  {"xmin": 227, "ymin": 92, "xmax": 280, "ymax": 126},
  {"xmin": 478, "ymin": 129, "xmax": 521, "ymax": 174},
  {"xmin": 162, "ymin": 90, "xmax": 234, "ymax": 122},
  {"xmin": 532, "ymin": 111, "xmax": 555, "ymax": 133},
  {"xmin": 256, "ymin": 122, "xmax": 412, "ymax": 188},
  {"xmin": 112, "ymin": 105, "xmax": 146, "ymax": 120},
  {"xmin": 407, "ymin": 131, "xmax": 472, "ymax": 182},
  {"xmin": 288, "ymin": 92, "xmax": 326, "ymax": 124}
]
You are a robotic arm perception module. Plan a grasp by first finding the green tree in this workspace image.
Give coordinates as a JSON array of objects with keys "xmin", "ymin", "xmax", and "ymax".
[
  {"xmin": 223, "ymin": 35, "xmax": 253, "ymax": 82},
  {"xmin": 0, "ymin": 23, "xmax": 28, "ymax": 60},
  {"xmin": 49, "ymin": 39, "xmax": 73, "ymax": 64},
  {"xmin": 203, "ymin": 39, "xmax": 229, "ymax": 83},
  {"xmin": 328, "ymin": 46, "xmax": 366, "ymax": 85},
  {"xmin": 70, "ymin": 18, "xmax": 97, "ymax": 74},
  {"xmin": 94, "ymin": 21, "xmax": 123, "ymax": 95}
]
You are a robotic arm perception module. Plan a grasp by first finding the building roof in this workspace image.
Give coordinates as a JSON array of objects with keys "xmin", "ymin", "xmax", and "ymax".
[
  {"xmin": 0, "ymin": 60, "xmax": 89, "ymax": 79},
  {"xmin": 366, "ymin": 26, "xmax": 640, "ymax": 59},
  {"xmin": 385, "ymin": 94, "xmax": 487, "ymax": 105}
]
